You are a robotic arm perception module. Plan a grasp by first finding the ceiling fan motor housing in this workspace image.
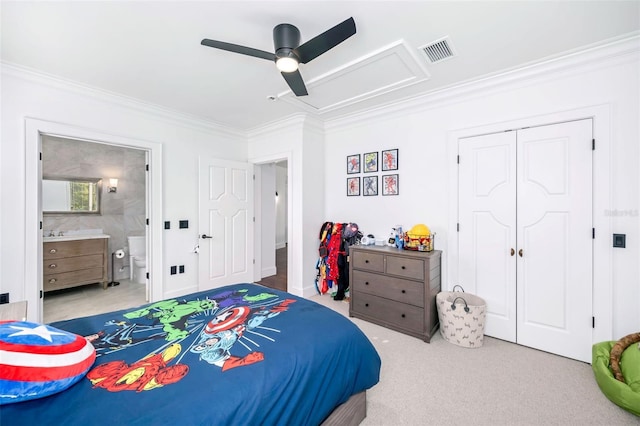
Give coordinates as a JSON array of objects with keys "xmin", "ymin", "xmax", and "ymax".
[{"xmin": 274, "ymin": 23, "xmax": 301, "ymax": 59}]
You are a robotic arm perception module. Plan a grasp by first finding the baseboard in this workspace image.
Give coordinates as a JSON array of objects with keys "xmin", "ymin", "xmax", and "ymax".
[{"xmin": 262, "ymin": 266, "xmax": 277, "ymax": 277}]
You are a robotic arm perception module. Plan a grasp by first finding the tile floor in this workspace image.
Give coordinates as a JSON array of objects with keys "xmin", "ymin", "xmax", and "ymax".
[{"xmin": 43, "ymin": 279, "xmax": 147, "ymax": 323}]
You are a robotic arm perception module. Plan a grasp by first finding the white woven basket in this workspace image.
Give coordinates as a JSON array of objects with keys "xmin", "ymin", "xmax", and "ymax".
[{"xmin": 436, "ymin": 285, "xmax": 486, "ymax": 348}]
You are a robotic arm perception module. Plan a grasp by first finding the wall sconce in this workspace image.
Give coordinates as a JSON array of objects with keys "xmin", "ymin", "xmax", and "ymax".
[{"xmin": 108, "ymin": 178, "xmax": 118, "ymax": 193}]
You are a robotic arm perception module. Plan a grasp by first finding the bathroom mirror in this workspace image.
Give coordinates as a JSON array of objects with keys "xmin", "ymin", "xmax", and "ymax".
[{"xmin": 42, "ymin": 177, "xmax": 102, "ymax": 214}]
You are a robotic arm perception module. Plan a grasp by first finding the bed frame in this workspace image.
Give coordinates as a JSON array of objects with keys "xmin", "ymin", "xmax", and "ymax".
[{"xmin": 322, "ymin": 391, "xmax": 366, "ymax": 426}]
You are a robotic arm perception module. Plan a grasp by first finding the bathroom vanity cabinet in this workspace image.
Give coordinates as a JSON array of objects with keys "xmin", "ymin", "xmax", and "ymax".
[{"xmin": 43, "ymin": 236, "xmax": 109, "ymax": 292}]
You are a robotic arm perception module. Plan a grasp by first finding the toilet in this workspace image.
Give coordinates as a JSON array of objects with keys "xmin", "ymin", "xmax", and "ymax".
[{"xmin": 127, "ymin": 236, "xmax": 146, "ymax": 284}]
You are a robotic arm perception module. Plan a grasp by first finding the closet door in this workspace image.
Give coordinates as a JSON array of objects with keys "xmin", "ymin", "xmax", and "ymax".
[
  {"xmin": 458, "ymin": 119, "xmax": 593, "ymax": 362},
  {"xmin": 458, "ymin": 131, "xmax": 517, "ymax": 342},
  {"xmin": 516, "ymin": 120, "xmax": 592, "ymax": 363}
]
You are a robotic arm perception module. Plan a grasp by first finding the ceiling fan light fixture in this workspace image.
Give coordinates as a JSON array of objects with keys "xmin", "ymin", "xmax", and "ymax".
[{"xmin": 276, "ymin": 56, "xmax": 299, "ymax": 73}]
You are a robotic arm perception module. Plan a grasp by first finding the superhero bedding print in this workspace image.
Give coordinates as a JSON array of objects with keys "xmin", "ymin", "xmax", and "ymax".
[{"xmin": 2, "ymin": 283, "xmax": 380, "ymax": 426}]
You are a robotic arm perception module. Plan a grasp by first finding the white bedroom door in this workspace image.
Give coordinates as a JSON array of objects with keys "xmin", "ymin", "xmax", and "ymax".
[
  {"xmin": 515, "ymin": 120, "xmax": 593, "ymax": 362},
  {"xmin": 458, "ymin": 131, "xmax": 517, "ymax": 342},
  {"xmin": 458, "ymin": 119, "xmax": 593, "ymax": 362},
  {"xmin": 198, "ymin": 157, "xmax": 254, "ymax": 290}
]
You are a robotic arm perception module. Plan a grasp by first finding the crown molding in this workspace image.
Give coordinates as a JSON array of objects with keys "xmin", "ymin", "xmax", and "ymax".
[
  {"xmin": 324, "ymin": 32, "xmax": 640, "ymax": 132},
  {"xmin": 1, "ymin": 62, "xmax": 247, "ymax": 140}
]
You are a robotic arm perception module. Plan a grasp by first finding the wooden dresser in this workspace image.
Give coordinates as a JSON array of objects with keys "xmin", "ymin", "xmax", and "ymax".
[
  {"xmin": 43, "ymin": 237, "xmax": 109, "ymax": 292},
  {"xmin": 349, "ymin": 246, "xmax": 441, "ymax": 342}
]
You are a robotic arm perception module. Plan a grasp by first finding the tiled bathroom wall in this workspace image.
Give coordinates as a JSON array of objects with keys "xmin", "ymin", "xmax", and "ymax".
[{"xmin": 42, "ymin": 135, "xmax": 146, "ymax": 280}]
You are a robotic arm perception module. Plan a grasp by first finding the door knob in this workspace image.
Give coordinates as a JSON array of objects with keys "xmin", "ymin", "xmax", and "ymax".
[
  {"xmin": 201, "ymin": 234, "xmax": 213, "ymax": 239},
  {"xmin": 510, "ymin": 248, "xmax": 515, "ymax": 256},
  {"xmin": 518, "ymin": 249, "xmax": 523, "ymax": 257}
]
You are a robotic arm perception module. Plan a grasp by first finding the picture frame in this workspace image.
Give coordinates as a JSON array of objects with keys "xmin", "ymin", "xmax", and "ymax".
[
  {"xmin": 381, "ymin": 148, "xmax": 399, "ymax": 171},
  {"xmin": 346, "ymin": 154, "xmax": 361, "ymax": 174},
  {"xmin": 382, "ymin": 174, "xmax": 399, "ymax": 196},
  {"xmin": 347, "ymin": 177, "xmax": 360, "ymax": 196},
  {"xmin": 363, "ymin": 152, "xmax": 378, "ymax": 173},
  {"xmin": 363, "ymin": 176, "xmax": 378, "ymax": 196}
]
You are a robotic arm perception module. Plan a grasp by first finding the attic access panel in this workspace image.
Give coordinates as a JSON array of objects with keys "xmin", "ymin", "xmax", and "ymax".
[{"xmin": 277, "ymin": 40, "xmax": 430, "ymax": 114}]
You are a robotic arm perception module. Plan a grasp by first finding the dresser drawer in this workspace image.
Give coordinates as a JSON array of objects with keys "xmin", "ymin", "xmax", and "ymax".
[
  {"xmin": 351, "ymin": 270, "xmax": 424, "ymax": 307},
  {"xmin": 43, "ymin": 254, "xmax": 104, "ymax": 275},
  {"xmin": 386, "ymin": 255, "xmax": 424, "ymax": 280},
  {"xmin": 351, "ymin": 292, "xmax": 424, "ymax": 334},
  {"xmin": 44, "ymin": 239, "xmax": 106, "ymax": 259},
  {"xmin": 44, "ymin": 268, "xmax": 104, "ymax": 292},
  {"xmin": 351, "ymin": 250, "xmax": 384, "ymax": 273}
]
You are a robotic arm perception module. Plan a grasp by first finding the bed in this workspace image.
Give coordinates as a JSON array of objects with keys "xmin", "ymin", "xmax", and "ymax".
[{"xmin": 1, "ymin": 283, "xmax": 381, "ymax": 425}]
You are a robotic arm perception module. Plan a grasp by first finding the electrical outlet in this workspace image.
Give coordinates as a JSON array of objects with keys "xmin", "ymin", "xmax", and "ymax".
[
  {"xmin": 170, "ymin": 266, "xmax": 177, "ymax": 275},
  {"xmin": 179, "ymin": 220, "xmax": 189, "ymax": 229},
  {"xmin": 179, "ymin": 265, "xmax": 185, "ymax": 274},
  {"xmin": 0, "ymin": 293, "xmax": 8, "ymax": 304}
]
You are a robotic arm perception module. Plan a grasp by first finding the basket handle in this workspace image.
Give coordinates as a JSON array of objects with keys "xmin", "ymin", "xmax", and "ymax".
[
  {"xmin": 450, "ymin": 297, "xmax": 470, "ymax": 313},
  {"xmin": 452, "ymin": 284, "xmax": 465, "ymax": 293}
]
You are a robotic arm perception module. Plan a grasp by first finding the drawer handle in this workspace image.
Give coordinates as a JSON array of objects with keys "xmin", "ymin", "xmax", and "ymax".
[
  {"xmin": 49, "ymin": 278, "xmax": 57, "ymax": 283},
  {"xmin": 48, "ymin": 264, "xmax": 57, "ymax": 269},
  {"xmin": 401, "ymin": 289, "xmax": 406, "ymax": 293},
  {"xmin": 49, "ymin": 248, "xmax": 57, "ymax": 254},
  {"xmin": 365, "ymin": 281, "xmax": 369, "ymax": 285},
  {"xmin": 365, "ymin": 260, "xmax": 369, "ymax": 263},
  {"xmin": 401, "ymin": 266, "xmax": 406, "ymax": 270},
  {"xmin": 401, "ymin": 314, "xmax": 406, "ymax": 318},
  {"xmin": 365, "ymin": 303, "xmax": 369, "ymax": 307}
]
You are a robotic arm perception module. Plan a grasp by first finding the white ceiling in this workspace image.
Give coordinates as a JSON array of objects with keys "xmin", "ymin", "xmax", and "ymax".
[{"xmin": 2, "ymin": 1, "xmax": 639, "ymax": 132}]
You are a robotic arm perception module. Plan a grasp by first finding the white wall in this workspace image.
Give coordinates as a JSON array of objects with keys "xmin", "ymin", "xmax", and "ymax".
[
  {"xmin": 248, "ymin": 116, "xmax": 325, "ymax": 297},
  {"xmin": 0, "ymin": 65, "xmax": 247, "ymax": 319},
  {"xmin": 324, "ymin": 38, "xmax": 640, "ymax": 339},
  {"xmin": 260, "ymin": 163, "xmax": 276, "ymax": 278}
]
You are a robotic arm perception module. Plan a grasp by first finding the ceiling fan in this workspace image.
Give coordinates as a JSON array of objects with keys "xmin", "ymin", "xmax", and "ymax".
[{"xmin": 201, "ymin": 17, "xmax": 356, "ymax": 96}]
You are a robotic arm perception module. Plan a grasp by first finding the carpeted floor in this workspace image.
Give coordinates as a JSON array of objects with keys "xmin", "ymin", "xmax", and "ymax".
[{"xmin": 310, "ymin": 293, "xmax": 639, "ymax": 426}]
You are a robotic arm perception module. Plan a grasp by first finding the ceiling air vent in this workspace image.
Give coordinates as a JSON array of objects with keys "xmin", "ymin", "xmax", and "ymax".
[{"xmin": 419, "ymin": 36, "xmax": 456, "ymax": 64}]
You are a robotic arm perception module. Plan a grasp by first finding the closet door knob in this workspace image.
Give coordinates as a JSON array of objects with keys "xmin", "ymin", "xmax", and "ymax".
[
  {"xmin": 518, "ymin": 249, "xmax": 523, "ymax": 257},
  {"xmin": 510, "ymin": 248, "xmax": 515, "ymax": 256}
]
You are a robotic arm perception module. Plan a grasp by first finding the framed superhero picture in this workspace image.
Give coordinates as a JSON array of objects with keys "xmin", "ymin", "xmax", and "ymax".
[
  {"xmin": 363, "ymin": 176, "xmax": 378, "ymax": 196},
  {"xmin": 382, "ymin": 174, "xmax": 399, "ymax": 196},
  {"xmin": 347, "ymin": 177, "xmax": 360, "ymax": 196},
  {"xmin": 346, "ymin": 154, "xmax": 360, "ymax": 174},
  {"xmin": 381, "ymin": 148, "xmax": 398, "ymax": 171},
  {"xmin": 363, "ymin": 152, "xmax": 378, "ymax": 173}
]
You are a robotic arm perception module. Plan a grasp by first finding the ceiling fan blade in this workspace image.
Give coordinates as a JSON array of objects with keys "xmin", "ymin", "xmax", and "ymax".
[
  {"xmin": 295, "ymin": 17, "xmax": 356, "ymax": 64},
  {"xmin": 201, "ymin": 39, "xmax": 276, "ymax": 61},
  {"xmin": 281, "ymin": 70, "xmax": 308, "ymax": 96}
]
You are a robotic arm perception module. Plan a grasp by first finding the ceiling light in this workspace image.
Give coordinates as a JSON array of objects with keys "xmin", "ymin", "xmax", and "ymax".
[{"xmin": 276, "ymin": 57, "xmax": 298, "ymax": 73}]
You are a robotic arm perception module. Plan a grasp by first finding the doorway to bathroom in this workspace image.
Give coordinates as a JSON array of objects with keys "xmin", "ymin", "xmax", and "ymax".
[{"xmin": 41, "ymin": 135, "xmax": 148, "ymax": 323}]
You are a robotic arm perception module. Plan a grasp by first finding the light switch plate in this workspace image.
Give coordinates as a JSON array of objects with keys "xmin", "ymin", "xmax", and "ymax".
[{"xmin": 613, "ymin": 233, "xmax": 626, "ymax": 248}]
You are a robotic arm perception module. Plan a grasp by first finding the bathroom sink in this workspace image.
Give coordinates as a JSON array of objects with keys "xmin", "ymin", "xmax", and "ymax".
[{"xmin": 43, "ymin": 234, "xmax": 110, "ymax": 242}]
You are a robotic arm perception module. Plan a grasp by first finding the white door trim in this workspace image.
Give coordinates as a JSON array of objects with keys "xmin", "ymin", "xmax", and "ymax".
[
  {"xmin": 447, "ymin": 104, "xmax": 613, "ymax": 344},
  {"xmin": 249, "ymin": 151, "xmax": 293, "ymax": 289},
  {"xmin": 25, "ymin": 118, "xmax": 164, "ymax": 322}
]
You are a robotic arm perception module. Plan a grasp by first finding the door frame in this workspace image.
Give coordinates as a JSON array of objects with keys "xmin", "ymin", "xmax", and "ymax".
[
  {"xmin": 25, "ymin": 118, "xmax": 163, "ymax": 322},
  {"xmin": 447, "ymin": 104, "xmax": 613, "ymax": 344},
  {"xmin": 250, "ymin": 152, "xmax": 292, "ymax": 289}
]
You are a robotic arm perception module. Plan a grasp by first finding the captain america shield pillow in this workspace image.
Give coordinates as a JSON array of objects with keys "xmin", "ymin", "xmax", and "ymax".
[{"xmin": 0, "ymin": 320, "xmax": 96, "ymax": 404}]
